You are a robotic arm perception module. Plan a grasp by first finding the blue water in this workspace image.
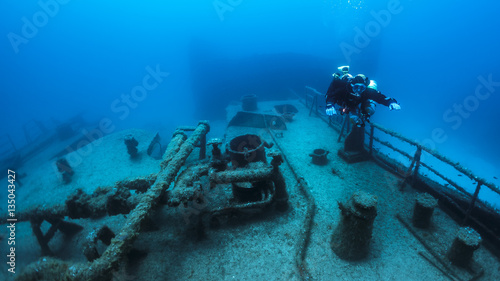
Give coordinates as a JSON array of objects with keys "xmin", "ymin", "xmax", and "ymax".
[{"xmin": 1, "ymin": 1, "xmax": 499, "ymax": 199}]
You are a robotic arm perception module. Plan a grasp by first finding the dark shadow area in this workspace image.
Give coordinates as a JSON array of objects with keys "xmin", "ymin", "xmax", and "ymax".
[{"xmin": 188, "ymin": 39, "xmax": 335, "ymax": 119}]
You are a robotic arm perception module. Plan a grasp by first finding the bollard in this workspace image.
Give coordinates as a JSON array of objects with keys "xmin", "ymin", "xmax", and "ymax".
[
  {"xmin": 331, "ymin": 190, "xmax": 377, "ymax": 260},
  {"xmin": 447, "ymin": 227, "xmax": 481, "ymax": 267},
  {"xmin": 412, "ymin": 193, "xmax": 438, "ymax": 228},
  {"xmin": 124, "ymin": 134, "xmax": 139, "ymax": 158},
  {"xmin": 309, "ymin": 149, "xmax": 329, "ymax": 165}
]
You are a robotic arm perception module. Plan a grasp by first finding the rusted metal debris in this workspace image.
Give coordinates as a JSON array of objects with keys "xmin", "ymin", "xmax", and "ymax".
[
  {"xmin": 14, "ymin": 120, "xmax": 290, "ymax": 281},
  {"xmin": 15, "ymin": 121, "xmax": 208, "ymax": 280}
]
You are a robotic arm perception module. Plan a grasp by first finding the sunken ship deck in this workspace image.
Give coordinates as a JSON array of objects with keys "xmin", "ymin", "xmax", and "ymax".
[{"xmin": 3, "ymin": 96, "xmax": 500, "ymax": 281}]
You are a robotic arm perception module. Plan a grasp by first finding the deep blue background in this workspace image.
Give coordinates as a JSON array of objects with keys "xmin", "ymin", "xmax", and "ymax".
[{"xmin": 1, "ymin": 0, "xmax": 499, "ymax": 194}]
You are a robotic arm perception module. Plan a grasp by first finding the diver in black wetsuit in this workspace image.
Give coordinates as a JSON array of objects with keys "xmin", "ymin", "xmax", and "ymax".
[{"xmin": 325, "ymin": 67, "xmax": 401, "ymax": 127}]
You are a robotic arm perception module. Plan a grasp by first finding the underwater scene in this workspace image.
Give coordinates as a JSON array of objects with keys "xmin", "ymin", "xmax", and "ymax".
[{"xmin": 1, "ymin": 0, "xmax": 500, "ymax": 280}]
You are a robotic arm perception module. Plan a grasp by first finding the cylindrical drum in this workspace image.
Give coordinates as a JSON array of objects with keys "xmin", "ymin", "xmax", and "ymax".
[
  {"xmin": 447, "ymin": 227, "xmax": 481, "ymax": 267},
  {"xmin": 412, "ymin": 193, "xmax": 438, "ymax": 228},
  {"xmin": 331, "ymin": 190, "xmax": 378, "ymax": 260},
  {"xmin": 227, "ymin": 134, "xmax": 266, "ymax": 167}
]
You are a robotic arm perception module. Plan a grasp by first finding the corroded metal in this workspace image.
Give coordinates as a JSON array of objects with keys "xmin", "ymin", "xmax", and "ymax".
[
  {"xmin": 70, "ymin": 121, "xmax": 210, "ymax": 280},
  {"xmin": 16, "ymin": 121, "xmax": 210, "ymax": 281},
  {"xmin": 209, "ymin": 162, "xmax": 273, "ymax": 184}
]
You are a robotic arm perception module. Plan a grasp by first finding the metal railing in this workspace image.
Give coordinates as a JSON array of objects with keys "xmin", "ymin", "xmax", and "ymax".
[{"xmin": 302, "ymin": 86, "xmax": 500, "ymax": 216}]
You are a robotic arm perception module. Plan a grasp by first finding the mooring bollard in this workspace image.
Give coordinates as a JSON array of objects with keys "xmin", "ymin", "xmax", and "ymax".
[
  {"xmin": 331, "ymin": 190, "xmax": 378, "ymax": 260},
  {"xmin": 412, "ymin": 193, "xmax": 438, "ymax": 228},
  {"xmin": 447, "ymin": 227, "xmax": 481, "ymax": 267}
]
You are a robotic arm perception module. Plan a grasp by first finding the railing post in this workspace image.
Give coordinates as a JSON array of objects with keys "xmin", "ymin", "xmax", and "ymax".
[
  {"xmin": 400, "ymin": 146, "xmax": 422, "ymax": 190},
  {"xmin": 338, "ymin": 115, "xmax": 348, "ymax": 143},
  {"xmin": 462, "ymin": 181, "xmax": 483, "ymax": 226},
  {"xmin": 369, "ymin": 125, "xmax": 375, "ymax": 156},
  {"xmin": 315, "ymin": 94, "xmax": 319, "ymax": 114},
  {"xmin": 412, "ymin": 147, "xmax": 422, "ymax": 179},
  {"xmin": 309, "ymin": 94, "xmax": 316, "ymax": 116}
]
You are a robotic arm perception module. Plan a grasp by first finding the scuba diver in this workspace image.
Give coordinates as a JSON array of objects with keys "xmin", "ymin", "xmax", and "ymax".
[{"xmin": 325, "ymin": 66, "xmax": 401, "ymax": 127}]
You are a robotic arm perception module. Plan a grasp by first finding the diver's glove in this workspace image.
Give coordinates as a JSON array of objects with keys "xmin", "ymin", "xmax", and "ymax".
[
  {"xmin": 389, "ymin": 103, "xmax": 401, "ymax": 110},
  {"xmin": 326, "ymin": 104, "xmax": 337, "ymax": 116}
]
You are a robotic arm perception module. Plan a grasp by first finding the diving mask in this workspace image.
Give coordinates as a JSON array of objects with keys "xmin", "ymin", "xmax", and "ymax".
[
  {"xmin": 338, "ymin": 65, "xmax": 349, "ymax": 75},
  {"xmin": 351, "ymin": 83, "xmax": 366, "ymax": 95}
]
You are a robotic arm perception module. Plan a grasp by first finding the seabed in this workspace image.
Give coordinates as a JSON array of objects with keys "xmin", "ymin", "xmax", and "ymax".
[{"xmin": 2, "ymin": 97, "xmax": 500, "ymax": 281}]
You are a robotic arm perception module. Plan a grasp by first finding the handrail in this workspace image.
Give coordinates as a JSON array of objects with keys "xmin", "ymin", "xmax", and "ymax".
[
  {"xmin": 369, "ymin": 122, "xmax": 500, "ymax": 196},
  {"xmin": 368, "ymin": 127, "xmax": 490, "ymax": 203},
  {"xmin": 305, "ymin": 86, "xmax": 323, "ymax": 96}
]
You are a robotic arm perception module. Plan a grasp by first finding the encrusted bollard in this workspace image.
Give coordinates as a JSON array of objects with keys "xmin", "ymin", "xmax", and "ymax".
[
  {"xmin": 309, "ymin": 149, "xmax": 329, "ymax": 165},
  {"xmin": 412, "ymin": 193, "xmax": 438, "ymax": 228},
  {"xmin": 331, "ymin": 190, "xmax": 378, "ymax": 260},
  {"xmin": 447, "ymin": 227, "xmax": 481, "ymax": 267},
  {"xmin": 56, "ymin": 158, "xmax": 74, "ymax": 184},
  {"xmin": 124, "ymin": 134, "xmax": 139, "ymax": 158}
]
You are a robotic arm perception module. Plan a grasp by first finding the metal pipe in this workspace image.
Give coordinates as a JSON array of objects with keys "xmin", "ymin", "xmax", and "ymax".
[
  {"xmin": 210, "ymin": 162, "xmax": 273, "ymax": 184},
  {"xmin": 160, "ymin": 129, "xmax": 187, "ymax": 170}
]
